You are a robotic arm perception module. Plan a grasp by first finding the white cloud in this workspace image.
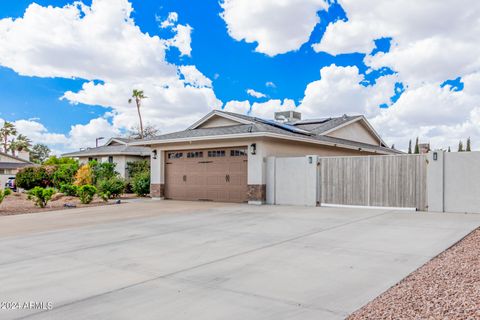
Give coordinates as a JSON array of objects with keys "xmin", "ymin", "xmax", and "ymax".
[
  {"xmin": 223, "ymin": 99, "xmax": 296, "ymax": 119},
  {"xmin": 294, "ymin": 64, "xmax": 480, "ymax": 151},
  {"xmin": 246, "ymin": 89, "xmax": 267, "ymax": 99},
  {"xmin": 220, "ymin": 0, "xmax": 329, "ymax": 56},
  {"xmin": 299, "ymin": 65, "xmax": 396, "ymax": 118},
  {"xmin": 179, "ymin": 65, "xmax": 212, "ymax": 88},
  {"xmin": 158, "ymin": 12, "xmax": 178, "ymax": 29},
  {"xmin": 266, "ymin": 81, "xmax": 276, "ymax": 88},
  {"xmin": 0, "ymin": 0, "xmax": 214, "ymax": 140},
  {"xmin": 313, "ymin": 0, "xmax": 480, "ymax": 85}
]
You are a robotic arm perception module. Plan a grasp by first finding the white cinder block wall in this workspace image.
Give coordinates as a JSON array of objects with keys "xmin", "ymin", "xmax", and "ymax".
[{"xmin": 266, "ymin": 155, "xmax": 318, "ymax": 206}]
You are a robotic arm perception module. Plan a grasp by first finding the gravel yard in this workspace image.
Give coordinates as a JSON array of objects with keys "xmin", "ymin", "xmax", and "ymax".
[
  {"xmin": 348, "ymin": 227, "xmax": 480, "ymax": 320},
  {"xmin": 0, "ymin": 192, "xmax": 118, "ymax": 216}
]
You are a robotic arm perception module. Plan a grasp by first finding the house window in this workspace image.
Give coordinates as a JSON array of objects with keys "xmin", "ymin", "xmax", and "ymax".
[
  {"xmin": 88, "ymin": 157, "xmax": 93, "ymax": 161},
  {"xmin": 0, "ymin": 169, "xmax": 5, "ymax": 174},
  {"xmin": 208, "ymin": 150, "xmax": 226, "ymax": 157},
  {"xmin": 230, "ymin": 149, "xmax": 247, "ymax": 157},
  {"xmin": 168, "ymin": 152, "xmax": 184, "ymax": 159},
  {"xmin": 187, "ymin": 151, "xmax": 203, "ymax": 158},
  {"xmin": 108, "ymin": 156, "xmax": 113, "ymax": 163}
]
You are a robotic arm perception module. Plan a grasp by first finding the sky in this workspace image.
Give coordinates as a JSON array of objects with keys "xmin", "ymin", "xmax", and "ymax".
[{"xmin": 0, "ymin": 0, "xmax": 479, "ymax": 154}]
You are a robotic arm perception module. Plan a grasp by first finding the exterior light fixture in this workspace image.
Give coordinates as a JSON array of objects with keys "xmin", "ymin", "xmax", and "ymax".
[
  {"xmin": 433, "ymin": 151, "xmax": 438, "ymax": 161},
  {"xmin": 250, "ymin": 143, "xmax": 256, "ymax": 155},
  {"xmin": 152, "ymin": 149, "xmax": 158, "ymax": 159},
  {"xmin": 308, "ymin": 156, "xmax": 313, "ymax": 164}
]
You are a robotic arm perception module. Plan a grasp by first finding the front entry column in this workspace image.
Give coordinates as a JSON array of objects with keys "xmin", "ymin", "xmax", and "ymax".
[
  {"xmin": 247, "ymin": 141, "xmax": 266, "ymax": 204},
  {"xmin": 150, "ymin": 147, "xmax": 165, "ymax": 199}
]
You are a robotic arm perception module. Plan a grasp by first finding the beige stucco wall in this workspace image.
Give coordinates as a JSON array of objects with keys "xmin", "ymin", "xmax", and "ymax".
[
  {"xmin": 77, "ymin": 155, "xmax": 147, "ymax": 178},
  {"xmin": 0, "ymin": 155, "xmax": 24, "ymax": 163},
  {"xmin": 326, "ymin": 121, "xmax": 380, "ymax": 146},
  {"xmin": 198, "ymin": 116, "xmax": 240, "ymax": 128},
  {"xmin": 149, "ymin": 136, "xmax": 379, "ymax": 187}
]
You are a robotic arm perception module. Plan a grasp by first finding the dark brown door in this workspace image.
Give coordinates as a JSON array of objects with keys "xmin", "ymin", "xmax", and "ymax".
[{"xmin": 165, "ymin": 147, "xmax": 248, "ymax": 202}]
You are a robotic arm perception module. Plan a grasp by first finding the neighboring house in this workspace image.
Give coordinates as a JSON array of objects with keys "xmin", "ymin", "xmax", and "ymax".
[
  {"xmin": 62, "ymin": 137, "xmax": 151, "ymax": 179},
  {"xmin": 0, "ymin": 151, "xmax": 33, "ymax": 189},
  {"xmin": 132, "ymin": 109, "xmax": 400, "ymax": 204}
]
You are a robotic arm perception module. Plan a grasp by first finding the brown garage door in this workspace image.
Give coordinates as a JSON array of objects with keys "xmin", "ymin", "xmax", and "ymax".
[{"xmin": 165, "ymin": 147, "xmax": 248, "ymax": 203}]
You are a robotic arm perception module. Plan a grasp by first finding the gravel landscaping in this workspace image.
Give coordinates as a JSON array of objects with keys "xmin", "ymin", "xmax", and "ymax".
[
  {"xmin": 0, "ymin": 192, "xmax": 122, "ymax": 216},
  {"xmin": 348, "ymin": 227, "xmax": 480, "ymax": 320}
]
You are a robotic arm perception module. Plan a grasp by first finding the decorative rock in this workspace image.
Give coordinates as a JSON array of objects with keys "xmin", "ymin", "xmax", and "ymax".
[
  {"xmin": 64, "ymin": 203, "xmax": 76, "ymax": 208},
  {"xmin": 348, "ymin": 228, "xmax": 480, "ymax": 320},
  {"xmin": 115, "ymin": 199, "xmax": 121, "ymax": 204}
]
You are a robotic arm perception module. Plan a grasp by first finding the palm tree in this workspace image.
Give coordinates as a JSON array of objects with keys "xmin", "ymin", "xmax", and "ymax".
[
  {"xmin": 0, "ymin": 122, "xmax": 17, "ymax": 153},
  {"xmin": 128, "ymin": 89, "xmax": 146, "ymax": 139},
  {"xmin": 10, "ymin": 134, "xmax": 32, "ymax": 157}
]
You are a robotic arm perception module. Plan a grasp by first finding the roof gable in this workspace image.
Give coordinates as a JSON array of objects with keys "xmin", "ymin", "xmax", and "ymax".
[
  {"xmin": 188, "ymin": 110, "xmax": 253, "ymax": 130},
  {"xmin": 322, "ymin": 116, "xmax": 386, "ymax": 147},
  {"xmin": 0, "ymin": 151, "xmax": 32, "ymax": 164}
]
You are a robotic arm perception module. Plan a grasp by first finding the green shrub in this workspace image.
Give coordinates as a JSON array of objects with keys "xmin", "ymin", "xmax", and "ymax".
[
  {"xmin": 97, "ymin": 177, "xmax": 125, "ymax": 199},
  {"xmin": 59, "ymin": 184, "xmax": 79, "ymax": 196},
  {"xmin": 52, "ymin": 163, "xmax": 79, "ymax": 188},
  {"xmin": 0, "ymin": 188, "xmax": 11, "ymax": 204},
  {"xmin": 16, "ymin": 166, "xmax": 53, "ymax": 190},
  {"xmin": 90, "ymin": 161, "xmax": 117, "ymax": 185},
  {"xmin": 77, "ymin": 184, "xmax": 97, "ymax": 204},
  {"xmin": 27, "ymin": 187, "xmax": 55, "ymax": 208},
  {"xmin": 131, "ymin": 172, "xmax": 150, "ymax": 196},
  {"xmin": 44, "ymin": 156, "xmax": 78, "ymax": 166},
  {"xmin": 74, "ymin": 164, "xmax": 93, "ymax": 186},
  {"xmin": 126, "ymin": 160, "xmax": 149, "ymax": 178}
]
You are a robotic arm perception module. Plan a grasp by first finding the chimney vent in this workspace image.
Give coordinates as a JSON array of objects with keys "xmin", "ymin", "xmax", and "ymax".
[{"xmin": 274, "ymin": 110, "xmax": 301, "ymax": 123}]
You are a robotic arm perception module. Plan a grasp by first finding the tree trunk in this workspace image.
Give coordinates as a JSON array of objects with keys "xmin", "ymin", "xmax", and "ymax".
[{"xmin": 136, "ymin": 98, "xmax": 144, "ymax": 139}]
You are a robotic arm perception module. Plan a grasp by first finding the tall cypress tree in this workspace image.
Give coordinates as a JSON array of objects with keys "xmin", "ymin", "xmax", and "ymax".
[
  {"xmin": 466, "ymin": 137, "xmax": 471, "ymax": 152},
  {"xmin": 408, "ymin": 139, "xmax": 412, "ymax": 154},
  {"xmin": 414, "ymin": 137, "xmax": 420, "ymax": 154},
  {"xmin": 458, "ymin": 140, "xmax": 464, "ymax": 152},
  {"xmin": 448, "ymin": 146, "xmax": 451, "ymax": 152}
]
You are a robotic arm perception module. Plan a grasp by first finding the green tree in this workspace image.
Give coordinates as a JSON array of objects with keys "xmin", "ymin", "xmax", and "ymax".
[
  {"xmin": 458, "ymin": 140, "xmax": 464, "ymax": 152},
  {"xmin": 128, "ymin": 124, "xmax": 159, "ymax": 139},
  {"xmin": 90, "ymin": 161, "xmax": 117, "ymax": 185},
  {"xmin": 128, "ymin": 89, "xmax": 146, "ymax": 139},
  {"xmin": 448, "ymin": 146, "xmax": 451, "ymax": 152},
  {"xmin": 414, "ymin": 137, "xmax": 420, "ymax": 154},
  {"xmin": 30, "ymin": 144, "xmax": 51, "ymax": 164},
  {"xmin": 126, "ymin": 160, "xmax": 150, "ymax": 178},
  {"xmin": 408, "ymin": 139, "xmax": 412, "ymax": 154},
  {"xmin": 9, "ymin": 134, "xmax": 32, "ymax": 157},
  {"xmin": 0, "ymin": 121, "xmax": 17, "ymax": 153},
  {"xmin": 44, "ymin": 155, "xmax": 77, "ymax": 166},
  {"xmin": 391, "ymin": 144, "xmax": 395, "ymax": 149},
  {"xmin": 466, "ymin": 137, "xmax": 471, "ymax": 152}
]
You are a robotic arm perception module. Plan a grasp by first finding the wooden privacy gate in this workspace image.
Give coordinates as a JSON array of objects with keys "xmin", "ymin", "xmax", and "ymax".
[{"xmin": 318, "ymin": 154, "xmax": 428, "ymax": 210}]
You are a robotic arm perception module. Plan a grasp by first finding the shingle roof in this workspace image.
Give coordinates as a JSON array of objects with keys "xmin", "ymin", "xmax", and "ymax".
[
  {"xmin": 62, "ymin": 145, "xmax": 150, "ymax": 157},
  {"xmin": 0, "ymin": 162, "xmax": 33, "ymax": 169},
  {"xmin": 137, "ymin": 110, "xmax": 400, "ymax": 154}
]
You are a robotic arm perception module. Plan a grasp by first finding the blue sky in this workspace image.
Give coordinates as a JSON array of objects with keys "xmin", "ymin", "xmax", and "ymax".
[{"xmin": 0, "ymin": 0, "xmax": 478, "ymax": 152}]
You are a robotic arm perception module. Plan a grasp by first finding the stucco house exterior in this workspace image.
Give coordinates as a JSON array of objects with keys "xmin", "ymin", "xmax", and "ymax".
[
  {"xmin": 132, "ymin": 110, "xmax": 400, "ymax": 204},
  {"xmin": 62, "ymin": 137, "xmax": 150, "ymax": 179},
  {"xmin": 0, "ymin": 151, "xmax": 33, "ymax": 189}
]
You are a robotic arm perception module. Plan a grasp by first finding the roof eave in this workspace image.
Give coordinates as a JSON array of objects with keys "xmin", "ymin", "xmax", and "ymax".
[{"xmin": 131, "ymin": 132, "xmax": 397, "ymax": 155}]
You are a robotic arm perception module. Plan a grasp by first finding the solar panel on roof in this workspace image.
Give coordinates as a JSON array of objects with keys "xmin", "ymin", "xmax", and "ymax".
[{"xmin": 255, "ymin": 118, "xmax": 313, "ymax": 135}]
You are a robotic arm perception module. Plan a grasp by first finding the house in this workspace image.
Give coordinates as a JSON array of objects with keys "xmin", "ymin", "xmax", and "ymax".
[
  {"xmin": 62, "ymin": 137, "xmax": 150, "ymax": 179},
  {"xmin": 131, "ymin": 109, "xmax": 400, "ymax": 204},
  {"xmin": 0, "ymin": 151, "xmax": 34, "ymax": 189}
]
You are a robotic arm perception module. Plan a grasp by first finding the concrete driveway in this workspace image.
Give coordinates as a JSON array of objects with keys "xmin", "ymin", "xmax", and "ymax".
[{"xmin": 1, "ymin": 201, "xmax": 479, "ymax": 320}]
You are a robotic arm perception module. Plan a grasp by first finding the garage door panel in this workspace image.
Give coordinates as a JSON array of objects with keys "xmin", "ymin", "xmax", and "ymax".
[{"xmin": 165, "ymin": 148, "xmax": 247, "ymax": 203}]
